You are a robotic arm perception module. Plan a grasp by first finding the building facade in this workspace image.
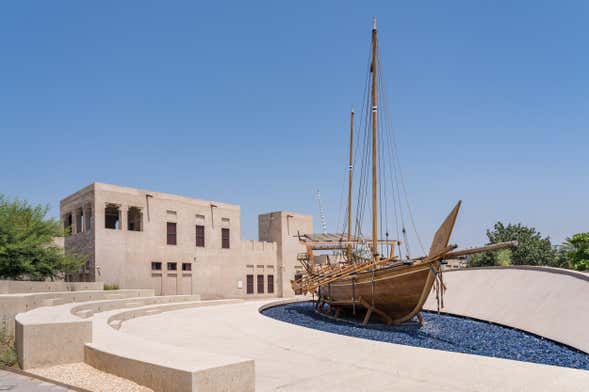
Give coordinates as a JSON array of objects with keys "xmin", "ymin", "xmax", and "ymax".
[{"xmin": 61, "ymin": 183, "xmax": 312, "ymax": 299}]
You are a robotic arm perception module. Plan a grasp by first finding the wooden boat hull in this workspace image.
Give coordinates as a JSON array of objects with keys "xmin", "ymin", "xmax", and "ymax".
[{"xmin": 318, "ymin": 259, "xmax": 440, "ymax": 324}]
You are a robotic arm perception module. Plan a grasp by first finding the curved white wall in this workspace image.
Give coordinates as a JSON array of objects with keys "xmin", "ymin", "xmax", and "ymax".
[{"xmin": 424, "ymin": 267, "xmax": 589, "ymax": 353}]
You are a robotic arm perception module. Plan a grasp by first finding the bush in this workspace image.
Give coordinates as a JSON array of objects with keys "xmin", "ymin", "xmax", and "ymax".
[
  {"xmin": 0, "ymin": 329, "xmax": 17, "ymax": 367},
  {"xmin": 104, "ymin": 283, "xmax": 119, "ymax": 290},
  {"xmin": 468, "ymin": 222, "xmax": 555, "ymax": 267},
  {"xmin": 564, "ymin": 233, "xmax": 589, "ymax": 271},
  {"xmin": 0, "ymin": 194, "xmax": 86, "ymax": 280}
]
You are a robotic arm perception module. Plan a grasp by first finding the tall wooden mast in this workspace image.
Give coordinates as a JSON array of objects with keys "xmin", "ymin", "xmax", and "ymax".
[
  {"xmin": 347, "ymin": 107, "xmax": 355, "ymax": 259},
  {"xmin": 370, "ymin": 17, "xmax": 379, "ymax": 258}
]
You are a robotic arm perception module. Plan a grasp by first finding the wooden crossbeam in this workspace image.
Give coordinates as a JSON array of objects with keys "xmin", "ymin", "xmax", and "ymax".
[{"xmin": 300, "ymin": 257, "xmax": 395, "ymax": 293}]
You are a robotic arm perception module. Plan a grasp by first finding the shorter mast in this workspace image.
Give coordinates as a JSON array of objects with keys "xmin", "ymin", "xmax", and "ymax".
[{"xmin": 347, "ymin": 107, "xmax": 355, "ymax": 260}]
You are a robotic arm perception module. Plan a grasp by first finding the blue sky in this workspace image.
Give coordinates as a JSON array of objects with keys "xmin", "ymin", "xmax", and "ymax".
[{"xmin": 1, "ymin": 1, "xmax": 587, "ymax": 251}]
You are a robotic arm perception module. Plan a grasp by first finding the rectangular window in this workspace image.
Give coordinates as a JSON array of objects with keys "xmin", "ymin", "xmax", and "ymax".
[
  {"xmin": 246, "ymin": 274, "xmax": 254, "ymax": 294},
  {"xmin": 64, "ymin": 213, "xmax": 73, "ymax": 236},
  {"xmin": 257, "ymin": 274, "xmax": 264, "ymax": 294},
  {"xmin": 151, "ymin": 261, "xmax": 162, "ymax": 271},
  {"xmin": 127, "ymin": 206, "xmax": 143, "ymax": 231},
  {"xmin": 75, "ymin": 208, "xmax": 83, "ymax": 233},
  {"xmin": 167, "ymin": 222, "xmax": 177, "ymax": 245},
  {"xmin": 105, "ymin": 204, "xmax": 120, "ymax": 230},
  {"xmin": 267, "ymin": 275, "xmax": 274, "ymax": 294},
  {"xmin": 85, "ymin": 207, "xmax": 92, "ymax": 231},
  {"xmin": 182, "ymin": 263, "xmax": 192, "ymax": 271},
  {"xmin": 195, "ymin": 225, "xmax": 205, "ymax": 247},
  {"xmin": 167, "ymin": 262, "xmax": 177, "ymax": 271},
  {"xmin": 221, "ymin": 228, "xmax": 230, "ymax": 249}
]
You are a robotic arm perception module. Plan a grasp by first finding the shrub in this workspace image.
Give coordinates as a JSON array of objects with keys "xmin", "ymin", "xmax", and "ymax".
[{"xmin": 0, "ymin": 329, "xmax": 17, "ymax": 367}]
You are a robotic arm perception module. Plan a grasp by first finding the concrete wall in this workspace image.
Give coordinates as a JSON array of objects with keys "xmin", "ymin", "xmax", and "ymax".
[
  {"xmin": 61, "ymin": 183, "xmax": 95, "ymax": 281},
  {"xmin": 259, "ymin": 211, "xmax": 313, "ymax": 297},
  {"xmin": 0, "ymin": 280, "xmax": 103, "ymax": 294},
  {"xmin": 424, "ymin": 266, "xmax": 589, "ymax": 353}
]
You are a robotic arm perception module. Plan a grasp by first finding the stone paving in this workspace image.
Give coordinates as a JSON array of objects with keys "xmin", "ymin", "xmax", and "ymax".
[
  {"xmin": 0, "ymin": 369, "xmax": 73, "ymax": 391},
  {"xmin": 120, "ymin": 299, "xmax": 589, "ymax": 392}
]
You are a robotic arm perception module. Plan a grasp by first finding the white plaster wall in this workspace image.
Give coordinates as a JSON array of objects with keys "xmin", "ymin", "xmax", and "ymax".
[
  {"xmin": 62, "ymin": 183, "xmax": 282, "ymax": 299},
  {"xmin": 259, "ymin": 211, "xmax": 313, "ymax": 297},
  {"xmin": 424, "ymin": 266, "xmax": 589, "ymax": 353}
]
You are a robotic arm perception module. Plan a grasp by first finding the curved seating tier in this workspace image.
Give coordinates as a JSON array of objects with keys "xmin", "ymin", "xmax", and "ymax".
[{"xmin": 15, "ymin": 294, "xmax": 254, "ymax": 392}]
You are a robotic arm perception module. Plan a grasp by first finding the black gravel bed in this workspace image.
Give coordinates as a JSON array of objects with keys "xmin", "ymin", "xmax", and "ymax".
[{"xmin": 262, "ymin": 301, "xmax": 589, "ymax": 371}]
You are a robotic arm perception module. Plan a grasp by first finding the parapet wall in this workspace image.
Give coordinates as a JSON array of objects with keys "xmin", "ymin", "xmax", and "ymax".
[
  {"xmin": 424, "ymin": 266, "xmax": 589, "ymax": 353},
  {"xmin": 240, "ymin": 239, "xmax": 277, "ymax": 253}
]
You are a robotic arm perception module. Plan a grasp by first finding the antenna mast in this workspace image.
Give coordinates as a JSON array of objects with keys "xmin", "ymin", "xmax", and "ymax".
[{"xmin": 316, "ymin": 190, "xmax": 328, "ymax": 234}]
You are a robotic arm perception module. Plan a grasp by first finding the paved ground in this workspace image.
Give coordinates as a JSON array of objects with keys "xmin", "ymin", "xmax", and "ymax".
[
  {"xmin": 120, "ymin": 299, "xmax": 589, "ymax": 392},
  {"xmin": 0, "ymin": 369, "xmax": 73, "ymax": 391}
]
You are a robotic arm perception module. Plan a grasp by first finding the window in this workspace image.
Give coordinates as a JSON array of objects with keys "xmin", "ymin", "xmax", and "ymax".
[
  {"xmin": 167, "ymin": 262, "xmax": 177, "ymax": 271},
  {"xmin": 246, "ymin": 275, "xmax": 254, "ymax": 294},
  {"xmin": 257, "ymin": 274, "xmax": 264, "ymax": 294},
  {"xmin": 151, "ymin": 261, "xmax": 162, "ymax": 271},
  {"xmin": 105, "ymin": 204, "xmax": 120, "ymax": 229},
  {"xmin": 195, "ymin": 225, "xmax": 205, "ymax": 247},
  {"xmin": 75, "ymin": 208, "xmax": 83, "ymax": 233},
  {"xmin": 85, "ymin": 207, "xmax": 92, "ymax": 231},
  {"xmin": 167, "ymin": 222, "xmax": 177, "ymax": 245},
  {"xmin": 267, "ymin": 275, "xmax": 274, "ymax": 294},
  {"xmin": 221, "ymin": 228, "xmax": 230, "ymax": 249},
  {"xmin": 182, "ymin": 263, "xmax": 192, "ymax": 271},
  {"xmin": 127, "ymin": 207, "xmax": 143, "ymax": 231},
  {"xmin": 63, "ymin": 213, "xmax": 73, "ymax": 236}
]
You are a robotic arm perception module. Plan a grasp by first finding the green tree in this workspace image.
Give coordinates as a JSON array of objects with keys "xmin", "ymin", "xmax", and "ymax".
[
  {"xmin": 564, "ymin": 233, "xmax": 589, "ymax": 271},
  {"xmin": 468, "ymin": 222, "xmax": 555, "ymax": 267},
  {"xmin": 0, "ymin": 194, "xmax": 86, "ymax": 280}
]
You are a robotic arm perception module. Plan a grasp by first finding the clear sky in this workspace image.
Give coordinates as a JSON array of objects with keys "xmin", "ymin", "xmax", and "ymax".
[{"xmin": 1, "ymin": 1, "xmax": 587, "ymax": 251}]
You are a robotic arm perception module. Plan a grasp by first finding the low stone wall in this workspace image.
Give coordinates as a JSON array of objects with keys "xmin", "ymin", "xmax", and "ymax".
[
  {"xmin": 71, "ymin": 294, "xmax": 200, "ymax": 319},
  {"xmin": 3, "ymin": 289, "xmax": 153, "ymax": 336},
  {"xmin": 0, "ymin": 280, "xmax": 104, "ymax": 294},
  {"xmin": 424, "ymin": 266, "xmax": 589, "ymax": 353}
]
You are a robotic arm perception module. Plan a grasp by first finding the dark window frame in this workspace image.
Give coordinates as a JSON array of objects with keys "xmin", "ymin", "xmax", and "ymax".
[
  {"xmin": 246, "ymin": 274, "xmax": 254, "ymax": 294},
  {"xmin": 151, "ymin": 261, "xmax": 162, "ymax": 271},
  {"xmin": 167, "ymin": 222, "xmax": 177, "ymax": 245},
  {"xmin": 221, "ymin": 228, "xmax": 230, "ymax": 249},
  {"xmin": 195, "ymin": 225, "xmax": 205, "ymax": 247},
  {"xmin": 267, "ymin": 274, "xmax": 274, "ymax": 294},
  {"xmin": 182, "ymin": 262, "xmax": 192, "ymax": 271},
  {"xmin": 257, "ymin": 274, "xmax": 264, "ymax": 294},
  {"xmin": 64, "ymin": 213, "xmax": 73, "ymax": 236},
  {"xmin": 167, "ymin": 262, "xmax": 177, "ymax": 271},
  {"xmin": 127, "ymin": 206, "xmax": 143, "ymax": 232},
  {"xmin": 105, "ymin": 204, "xmax": 120, "ymax": 230}
]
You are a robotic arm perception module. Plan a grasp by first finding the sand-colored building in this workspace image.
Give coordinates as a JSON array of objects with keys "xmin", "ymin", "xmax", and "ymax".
[{"xmin": 60, "ymin": 183, "xmax": 312, "ymax": 299}]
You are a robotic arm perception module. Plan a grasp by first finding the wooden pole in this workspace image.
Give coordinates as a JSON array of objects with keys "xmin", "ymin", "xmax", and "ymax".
[
  {"xmin": 347, "ymin": 107, "xmax": 355, "ymax": 259},
  {"xmin": 370, "ymin": 17, "xmax": 379, "ymax": 259}
]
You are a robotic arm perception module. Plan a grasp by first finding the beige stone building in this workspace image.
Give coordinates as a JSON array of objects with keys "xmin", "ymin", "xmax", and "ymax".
[{"xmin": 60, "ymin": 183, "xmax": 312, "ymax": 299}]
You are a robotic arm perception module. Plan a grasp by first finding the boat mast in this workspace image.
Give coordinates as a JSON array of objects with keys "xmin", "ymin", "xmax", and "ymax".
[
  {"xmin": 347, "ymin": 107, "xmax": 354, "ymax": 259},
  {"xmin": 370, "ymin": 17, "xmax": 379, "ymax": 259}
]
